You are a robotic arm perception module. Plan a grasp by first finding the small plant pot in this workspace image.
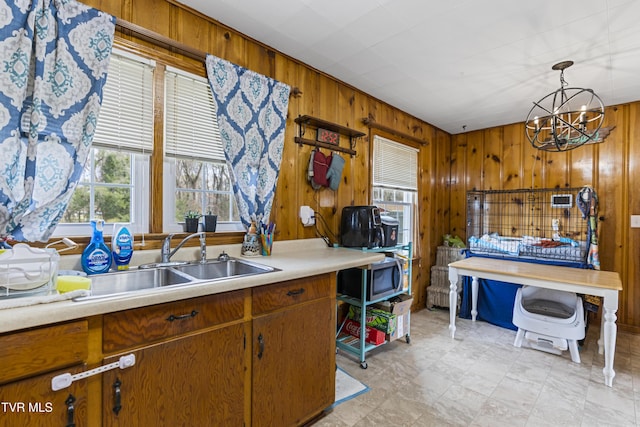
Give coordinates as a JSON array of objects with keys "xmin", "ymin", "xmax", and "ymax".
[
  {"xmin": 184, "ymin": 217, "xmax": 200, "ymax": 233},
  {"xmin": 203, "ymin": 215, "xmax": 217, "ymax": 232}
]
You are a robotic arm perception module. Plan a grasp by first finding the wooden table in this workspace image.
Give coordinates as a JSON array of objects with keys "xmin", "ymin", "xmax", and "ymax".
[{"xmin": 447, "ymin": 257, "xmax": 622, "ymax": 387}]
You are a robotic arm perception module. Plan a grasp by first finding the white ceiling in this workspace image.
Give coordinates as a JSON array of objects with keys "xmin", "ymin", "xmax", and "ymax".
[{"xmin": 179, "ymin": 0, "xmax": 640, "ymax": 135}]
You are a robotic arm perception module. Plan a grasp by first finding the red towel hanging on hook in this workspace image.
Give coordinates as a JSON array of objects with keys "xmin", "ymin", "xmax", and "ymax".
[{"xmin": 311, "ymin": 148, "xmax": 330, "ymax": 188}]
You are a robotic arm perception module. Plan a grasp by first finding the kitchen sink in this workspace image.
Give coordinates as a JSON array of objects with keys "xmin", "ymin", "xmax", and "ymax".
[
  {"xmin": 73, "ymin": 258, "xmax": 278, "ymax": 301},
  {"xmin": 82, "ymin": 267, "xmax": 193, "ymax": 298},
  {"xmin": 173, "ymin": 258, "xmax": 276, "ymax": 280}
]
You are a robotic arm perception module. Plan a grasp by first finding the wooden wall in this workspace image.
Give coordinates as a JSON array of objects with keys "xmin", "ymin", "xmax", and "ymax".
[
  {"xmin": 84, "ymin": 0, "xmax": 639, "ymax": 330},
  {"xmin": 84, "ymin": 0, "xmax": 445, "ymax": 309},
  {"xmin": 445, "ymin": 103, "xmax": 640, "ymax": 332}
]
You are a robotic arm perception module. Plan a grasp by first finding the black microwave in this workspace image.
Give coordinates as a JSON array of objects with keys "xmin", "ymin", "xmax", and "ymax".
[{"xmin": 337, "ymin": 257, "xmax": 402, "ymax": 302}]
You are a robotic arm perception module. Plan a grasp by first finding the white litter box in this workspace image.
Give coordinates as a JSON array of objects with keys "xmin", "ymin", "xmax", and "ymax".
[{"xmin": 512, "ymin": 286, "xmax": 585, "ymax": 363}]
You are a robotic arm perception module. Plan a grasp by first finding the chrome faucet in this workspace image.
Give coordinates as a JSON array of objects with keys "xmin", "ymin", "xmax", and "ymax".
[{"xmin": 161, "ymin": 232, "xmax": 207, "ymax": 264}]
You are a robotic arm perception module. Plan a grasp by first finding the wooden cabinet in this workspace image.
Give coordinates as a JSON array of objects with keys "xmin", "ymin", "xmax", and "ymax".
[
  {"xmin": 102, "ymin": 291, "xmax": 245, "ymax": 352},
  {"xmin": 0, "ymin": 321, "xmax": 89, "ymax": 427},
  {"xmin": 101, "ymin": 291, "xmax": 247, "ymax": 426},
  {"xmin": 251, "ymin": 274, "xmax": 336, "ymax": 427},
  {"xmin": 1, "ymin": 273, "xmax": 338, "ymax": 426},
  {"xmin": 0, "ymin": 321, "xmax": 88, "ymax": 384},
  {"xmin": 102, "ymin": 324, "xmax": 246, "ymax": 426},
  {"xmin": 0, "ymin": 366, "xmax": 88, "ymax": 427}
]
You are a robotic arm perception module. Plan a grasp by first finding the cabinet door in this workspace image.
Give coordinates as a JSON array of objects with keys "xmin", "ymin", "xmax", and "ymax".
[
  {"xmin": 252, "ymin": 297, "xmax": 335, "ymax": 427},
  {"xmin": 0, "ymin": 366, "xmax": 87, "ymax": 427},
  {"xmin": 102, "ymin": 323, "xmax": 247, "ymax": 427}
]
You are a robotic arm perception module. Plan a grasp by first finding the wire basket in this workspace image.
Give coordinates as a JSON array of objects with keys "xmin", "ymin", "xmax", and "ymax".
[{"xmin": 0, "ymin": 244, "xmax": 59, "ymax": 298}]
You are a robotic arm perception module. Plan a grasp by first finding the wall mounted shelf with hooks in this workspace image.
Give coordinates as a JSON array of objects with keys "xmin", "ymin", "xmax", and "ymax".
[{"xmin": 294, "ymin": 115, "xmax": 365, "ymax": 157}]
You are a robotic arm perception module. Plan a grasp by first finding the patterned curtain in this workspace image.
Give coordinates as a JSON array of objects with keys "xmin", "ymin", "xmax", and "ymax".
[
  {"xmin": 205, "ymin": 55, "xmax": 290, "ymax": 228},
  {"xmin": 0, "ymin": 0, "xmax": 115, "ymax": 241}
]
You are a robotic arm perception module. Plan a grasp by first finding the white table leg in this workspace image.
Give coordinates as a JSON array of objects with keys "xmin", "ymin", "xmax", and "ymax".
[
  {"xmin": 598, "ymin": 313, "xmax": 604, "ymax": 355},
  {"xmin": 448, "ymin": 268, "xmax": 459, "ymax": 338},
  {"xmin": 601, "ymin": 293, "xmax": 618, "ymax": 387},
  {"xmin": 471, "ymin": 276, "xmax": 479, "ymax": 321}
]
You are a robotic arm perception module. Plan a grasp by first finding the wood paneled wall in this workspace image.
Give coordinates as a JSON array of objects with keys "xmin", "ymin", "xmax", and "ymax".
[
  {"xmin": 84, "ymin": 0, "xmax": 445, "ymax": 309},
  {"xmin": 84, "ymin": 0, "xmax": 639, "ymax": 329},
  {"xmin": 445, "ymin": 103, "xmax": 640, "ymax": 332}
]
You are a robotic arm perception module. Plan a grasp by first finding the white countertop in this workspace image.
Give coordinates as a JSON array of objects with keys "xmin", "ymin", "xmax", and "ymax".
[{"xmin": 0, "ymin": 239, "xmax": 385, "ymax": 334}]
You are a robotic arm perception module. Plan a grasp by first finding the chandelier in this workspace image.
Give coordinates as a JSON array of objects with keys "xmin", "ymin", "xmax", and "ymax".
[{"xmin": 525, "ymin": 61, "xmax": 606, "ymax": 152}]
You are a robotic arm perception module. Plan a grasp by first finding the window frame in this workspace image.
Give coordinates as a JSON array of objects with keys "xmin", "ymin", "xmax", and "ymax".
[
  {"xmin": 51, "ymin": 48, "xmax": 155, "ymax": 238},
  {"xmin": 162, "ymin": 65, "xmax": 241, "ymax": 233},
  {"xmin": 54, "ymin": 44, "xmax": 243, "ymax": 238},
  {"xmin": 371, "ymin": 135, "xmax": 419, "ymax": 247}
]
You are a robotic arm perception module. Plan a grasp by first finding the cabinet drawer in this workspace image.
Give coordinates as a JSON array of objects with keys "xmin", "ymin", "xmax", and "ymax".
[
  {"xmin": 0, "ymin": 320, "xmax": 88, "ymax": 385},
  {"xmin": 252, "ymin": 274, "xmax": 332, "ymax": 316},
  {"xmin": 103, "ymin": 291, "xmax": 245, "ymax": 353}
]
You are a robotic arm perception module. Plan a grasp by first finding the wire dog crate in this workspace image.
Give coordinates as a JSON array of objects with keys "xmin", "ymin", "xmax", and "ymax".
[{"xmin": 466, "ymin": 188, "xmax": 591, "ymax": 263}]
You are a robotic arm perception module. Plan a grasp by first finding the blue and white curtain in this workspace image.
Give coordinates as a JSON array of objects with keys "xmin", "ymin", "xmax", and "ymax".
[
  {"xmin": 205, "ymin": 55, "xmax": 290, "ymax": 229},
  {"xmin": 0, "ymin": 0, "xmax": 115, "ymax": 241}
]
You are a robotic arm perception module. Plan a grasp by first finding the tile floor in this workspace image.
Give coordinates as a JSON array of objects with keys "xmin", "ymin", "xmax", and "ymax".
[{"xmin": 313, "ymin": 308, "xmax": 640, "ymax": 426}]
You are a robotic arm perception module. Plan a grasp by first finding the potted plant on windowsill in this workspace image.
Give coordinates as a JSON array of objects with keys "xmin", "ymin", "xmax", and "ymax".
[
  {"xmin": 184, "ymin": 211, "xmax": 201, "ymax": 233},
  {"xmin": 203, "ymin": 210, "xmax": 218, "ymax": 232}
]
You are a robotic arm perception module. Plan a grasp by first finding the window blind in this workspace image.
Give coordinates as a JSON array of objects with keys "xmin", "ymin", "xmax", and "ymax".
[
  {"xmin": 164, "ymin": 67, "xmax": 225, "ymax": 162},
  {"xmin": 373, "ymin": 135, "xmax": 418, "ymax": 190},
  {"xmin": 92, "ymin": 50, "xmax": 155, "ymax": 153}
]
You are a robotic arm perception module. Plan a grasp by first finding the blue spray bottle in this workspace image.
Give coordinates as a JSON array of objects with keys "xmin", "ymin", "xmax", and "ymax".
[{"xmin": 81, "ymin": 219, "xmax": 112, "ymax": 275}]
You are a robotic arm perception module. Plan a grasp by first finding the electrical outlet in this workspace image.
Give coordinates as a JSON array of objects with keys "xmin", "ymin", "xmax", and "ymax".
[
  {"xmin": 631, "ymin": 215, "xmax": 640, "ymax": 228},
  {"xmin": 299, "ymin": 206, "xmax": 315, "ymax": 227}
]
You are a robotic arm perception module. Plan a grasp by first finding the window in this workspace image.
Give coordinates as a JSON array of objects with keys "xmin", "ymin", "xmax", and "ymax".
[
  {"xmin": 167, "ymin": 158, "xmax": 238, "ymax": 223},
  {"xmin": 372, "ymin": 135, "xmax": 418, "ymax": 245},
  {"xmin": 62, "ymin": 149, "xmax": 140, "ymax": 223},
  {"xmin": 163, "ymin": 67, "xmax": 240, "ymax": 232},
  {"xmin": 52, "ymin": 50, "xmax": 154, "ymax": 237},
  {"xmin": 53, "ymin": 49, "xmax": 240, "ymax": 237}
]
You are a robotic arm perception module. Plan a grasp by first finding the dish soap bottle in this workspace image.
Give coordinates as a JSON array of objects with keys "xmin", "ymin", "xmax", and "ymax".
[
  {"xmin": 81, "ymin": 219, "xmax": 112, "ymax": 275},
  {"xmin": 112, "ymin": 224, "xmax": 133, "ymax": 270}
]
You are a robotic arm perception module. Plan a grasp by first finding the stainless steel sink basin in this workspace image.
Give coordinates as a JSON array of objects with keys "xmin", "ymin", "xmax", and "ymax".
[
  {"xmin": 73, "ymin": 258, "xmax": 277, "ymax": 301},
  {"xmin": 173, "ymin": 258, "xmax": 276, "ymax": 280},
  {"xmin": 82, "ymin": 267, "xmax": 193, "ymax": 299}
]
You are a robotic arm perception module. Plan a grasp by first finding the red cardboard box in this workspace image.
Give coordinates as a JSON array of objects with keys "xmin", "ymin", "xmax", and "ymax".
[{"xmin": 343, "ymin": 319, "xmax": 385, "ymax": 345}]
